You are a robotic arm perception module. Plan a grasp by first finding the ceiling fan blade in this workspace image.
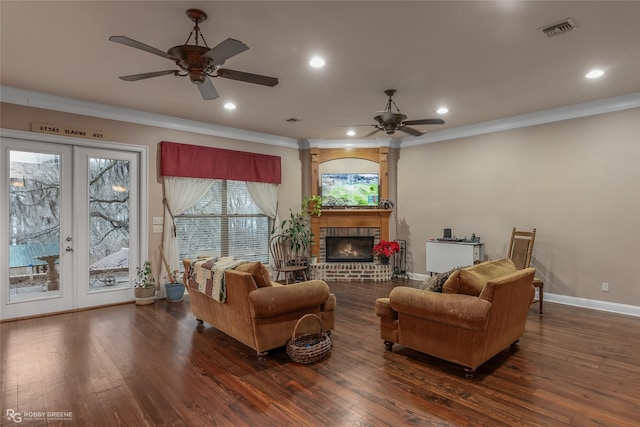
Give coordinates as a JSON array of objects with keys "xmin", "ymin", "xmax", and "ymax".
[
  {"xmin": 197, "ymin": 76, "xmax": 219, "ymax": 100},
  {"xmin": 403, "ymin": 118, "xmax": 445, "ymax": 126},
  {"xmin": 399, "ymin": 126, "xmax": 423, "ymax": 137},
  {"xmin": 202, "ymin": 38, "xmax": 249, "ymax": 66},
  {"xmin": 217, "ymin": 68, "xmax": 279, "ymax": 87},
  {"xmin": 109, "ymin": 36, "xmax": 175, "ymax": 60},
  {"xmin": 118, "ymin": 70, "xmax": 178, "ymax": 81},
  {"xmin": 363, "ymin": 127, "xmax": 382, "ymax": 138}
]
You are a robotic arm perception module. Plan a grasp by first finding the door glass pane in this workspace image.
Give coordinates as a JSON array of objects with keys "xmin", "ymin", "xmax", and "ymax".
[
  {"xmin": 9, "ymin": 150, "xmax": 61, "ymax": 301},
  {"xmin": 88, "ymin": 158, "xmax": 130, "ymax": 291}
]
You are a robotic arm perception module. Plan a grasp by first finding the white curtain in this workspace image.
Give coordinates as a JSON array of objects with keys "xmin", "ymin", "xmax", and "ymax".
[
  {"xmin": 161, "ymin": 176, "xmax": 214, "ymax": 297},
  {"xmin": 246, "ymin": 182, "xmax": 278, "ymax": 219},
  {"xmin": 246, "ymin": 182, "xmax": 279, "ymax": 272}
]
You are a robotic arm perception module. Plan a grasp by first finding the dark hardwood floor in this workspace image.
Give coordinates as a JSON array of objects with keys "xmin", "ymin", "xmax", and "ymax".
[{"xmin": 2, "ymin": 279, "xmax": 639, "ymax": 426}]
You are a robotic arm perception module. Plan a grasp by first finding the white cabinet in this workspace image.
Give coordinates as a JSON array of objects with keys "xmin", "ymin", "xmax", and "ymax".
[{"xmin": 426, "ymin": 241, "xmax": 485, "ymax": 273}]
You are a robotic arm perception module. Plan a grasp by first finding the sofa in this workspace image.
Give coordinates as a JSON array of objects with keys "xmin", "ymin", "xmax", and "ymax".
[
  {"xmin": 375, "ymin": 258, "xmax": 535, "ymax": 377},
  {"xmin": 183, "ymin": 259, "xmax": 336, "ymax": 359}
]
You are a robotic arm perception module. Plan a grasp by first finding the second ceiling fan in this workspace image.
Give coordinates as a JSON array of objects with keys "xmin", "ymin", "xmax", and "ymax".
[
  {"xmin": 365, "ymin": 89, "xmax": 444, "ymax": 136},
  {"xmin": 109, "ymin": 8, "xmax": 279, "ymax": 100}
]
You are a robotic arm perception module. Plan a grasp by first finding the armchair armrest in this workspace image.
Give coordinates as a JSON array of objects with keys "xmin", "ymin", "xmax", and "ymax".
[
  {"xmin": 249, "ymin": 280, "xmax": 330, "ymax": 319},
  {"xmin": 389, "ymin": 287, "xmax": 491, "ymax": 331}
]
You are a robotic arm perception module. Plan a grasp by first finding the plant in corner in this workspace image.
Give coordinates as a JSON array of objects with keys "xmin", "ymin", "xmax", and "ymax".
[
  {"xmin": 372, "ymin": 240, "xmax": 401, "ymax": 265},
  {"xmin": 277, "ymin": 195, "xmax": 322, "ymax": 260},
  {"xmin": 134, "ymin": 260, "xmax": 156, "ymax": 305}
]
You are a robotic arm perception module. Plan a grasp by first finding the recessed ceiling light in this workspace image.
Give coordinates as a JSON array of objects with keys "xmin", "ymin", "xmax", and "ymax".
[
  {"xmin": 223, "ymin": 102, "xmax": 236, "ymax": 110},
  {"xmin": 309, "ymin": 56, "xmax": 325, "ymax": 68},
  {"xmin": 436, "ymin": 107, "xmax": 449, "ymax": 115},
  {"xmin": 585, "ymin": 69, "xmax": 604, "ymax": 79},
  {"xmin": 346, "ymin": 130, "xmax": 356, "ymax": 137}
]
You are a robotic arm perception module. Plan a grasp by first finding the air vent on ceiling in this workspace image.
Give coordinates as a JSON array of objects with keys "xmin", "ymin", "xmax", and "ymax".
[{"xmin": 539, "ymin": 18, "xmax": 578, "ymax": 38}]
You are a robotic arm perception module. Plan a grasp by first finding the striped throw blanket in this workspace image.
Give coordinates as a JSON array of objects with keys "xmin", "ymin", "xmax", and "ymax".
[{"xmin": 188, "ymin": 257, "xmax": 248, "ymax": 303}]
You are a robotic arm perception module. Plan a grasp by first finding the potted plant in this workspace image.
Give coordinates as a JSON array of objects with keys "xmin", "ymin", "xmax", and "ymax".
[
  {"xmin": 160, "ymin": 246, "xmax": 185, "ymax": 303},
  {"xmin": 164, "ymin": 273, "xmax": 185, "ymax": 302},
  {"xmin": 134, "ymin": 260, "xmax": 156, "ymax": 305},
  {"xmin": 277, "ymin": 195, "xmax": 322, "ymax": 260},
  {"xmin": 372, "ymin": 240, "xmax": 401, "ymax": 265}
]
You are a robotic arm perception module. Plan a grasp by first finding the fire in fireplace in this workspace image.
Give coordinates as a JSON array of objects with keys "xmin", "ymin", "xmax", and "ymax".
[{"xmin": 326, "ymin": 236, "xmax": 374, "ymax": 262}]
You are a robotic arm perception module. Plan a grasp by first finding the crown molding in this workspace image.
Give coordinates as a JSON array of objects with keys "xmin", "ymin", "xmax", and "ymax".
[
  {"xmin": 3, "ymin": 86, "xmax": 638, "ymax": 150},
  {"xmin": 0, "ymin": 86, "xmax": 300, "ymax": 149},
  {"xmin": 402, "ymin": 92, "xmax": 640, "ymax": 147}
]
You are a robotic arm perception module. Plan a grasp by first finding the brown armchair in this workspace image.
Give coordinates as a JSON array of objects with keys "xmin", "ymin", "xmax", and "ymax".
[{"xmin": 375, "ymin": 259, "xmax": 535, "ymax": 377}]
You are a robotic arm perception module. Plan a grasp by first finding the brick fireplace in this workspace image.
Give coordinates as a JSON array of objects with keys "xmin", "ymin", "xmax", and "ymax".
[{"xmin": 309, "ymin": 209, "xmax": 393, "ymax": 281}]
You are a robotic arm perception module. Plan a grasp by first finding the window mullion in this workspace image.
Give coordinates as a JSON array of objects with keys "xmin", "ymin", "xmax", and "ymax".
[{"xmin": 221, "ymin": 180, "xmax": 229, "ymax": 257}]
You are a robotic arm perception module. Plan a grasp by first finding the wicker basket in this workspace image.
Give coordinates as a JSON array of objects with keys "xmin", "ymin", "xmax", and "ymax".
[{"xmin": 286, "ymin": 313, "xmax": 332, "ymax": 364}]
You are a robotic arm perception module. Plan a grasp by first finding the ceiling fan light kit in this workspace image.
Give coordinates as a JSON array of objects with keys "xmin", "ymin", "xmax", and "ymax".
[{"xmin": 109, "ymin": 9, "xmax": 279, "ymax": 100}]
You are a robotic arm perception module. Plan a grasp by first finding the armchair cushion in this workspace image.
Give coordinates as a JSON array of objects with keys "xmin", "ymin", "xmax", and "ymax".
[
  {"xmin": 442, "ymin": 258, "xmax": 516, "ymax": 296},
  {"xmin": 389, "ymin": 287, "xmax": 491, "ymax": 330}
]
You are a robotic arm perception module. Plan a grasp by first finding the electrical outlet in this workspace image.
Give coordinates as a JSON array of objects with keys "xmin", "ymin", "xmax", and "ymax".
[{"xmin": 602, "ymin": 282, "xmax": 609, "ymax": 292}]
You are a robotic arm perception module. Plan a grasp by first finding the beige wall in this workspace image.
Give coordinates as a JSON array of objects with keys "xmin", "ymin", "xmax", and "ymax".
[
  {"xmin": 397, "ymin": 108, "xmax": 640, "ymax": 306},
  {"xmin": 1, "ymin": 103, "xmax": 303, "ymax": 277}
]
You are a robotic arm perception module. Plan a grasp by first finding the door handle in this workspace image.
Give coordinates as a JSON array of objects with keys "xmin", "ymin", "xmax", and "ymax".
[{"xmin": 65, "ymin": 246, "xmax": 74, "ymax": 252}]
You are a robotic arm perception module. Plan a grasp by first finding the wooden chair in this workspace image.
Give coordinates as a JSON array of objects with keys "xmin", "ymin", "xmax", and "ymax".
[
  {"xmin": 269, "ymin": 234, "xmax": 308, "ymax": 285},
  {"xmin": 507, "ymin": 227, "xmax": 544, "ymax": 314}
]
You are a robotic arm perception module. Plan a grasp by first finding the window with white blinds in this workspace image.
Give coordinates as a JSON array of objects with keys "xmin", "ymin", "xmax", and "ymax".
[{"xmin": 174, "ymin": 180, "xmax": 271, "ymax": 270}]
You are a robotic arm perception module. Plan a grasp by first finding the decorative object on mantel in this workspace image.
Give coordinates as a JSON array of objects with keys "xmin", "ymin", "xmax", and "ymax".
[
  {"xmin": 378, "ymin": 199, "xmax": 394, "ymax": 209},
  {"xmin": 372, "ymin": 240, "xmax": 401, "ymax": 265},
  {"xmin": 134, "ymin": 260, "xmax": 156, "ymax": 305}
]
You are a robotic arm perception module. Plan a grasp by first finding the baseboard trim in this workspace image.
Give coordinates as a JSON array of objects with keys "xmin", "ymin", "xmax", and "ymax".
[
  {"xmin": 408, "ymin": 272, "xmax": 640, "ymax": 318},
  {"xmin": 543, "ymin": 294, "xmax": 640, "ymax": 318}
]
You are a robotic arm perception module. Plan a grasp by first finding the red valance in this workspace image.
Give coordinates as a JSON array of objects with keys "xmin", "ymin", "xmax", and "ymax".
[{"xmin": 160, "ymin": 141, "xmax": 281, "ymax": 184}]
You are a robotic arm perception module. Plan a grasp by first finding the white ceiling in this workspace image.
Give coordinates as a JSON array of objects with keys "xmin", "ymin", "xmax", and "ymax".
[{"xmin": 1, "ymin": 1, "xmax": 639, "ymax": 143}]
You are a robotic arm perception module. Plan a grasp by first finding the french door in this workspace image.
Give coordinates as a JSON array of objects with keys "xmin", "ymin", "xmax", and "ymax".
[{"xmin": 1, "ymin": 131, "xmax": 146, "ymax": 320}]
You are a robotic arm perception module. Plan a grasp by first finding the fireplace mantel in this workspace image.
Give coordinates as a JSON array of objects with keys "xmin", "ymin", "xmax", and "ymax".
[{"xmin": 310, "ymin": 209, "xmax": 392, "ymax": 257}]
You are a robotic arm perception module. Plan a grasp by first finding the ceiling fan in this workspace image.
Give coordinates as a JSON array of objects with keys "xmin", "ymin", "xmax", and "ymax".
[
  {"xmin": 364, "ymin": 89, "xmax": 444, "ymax": 136},
  {"xmin": 109, "ymin": 9, "xmax": 279, "ymax": 100}
]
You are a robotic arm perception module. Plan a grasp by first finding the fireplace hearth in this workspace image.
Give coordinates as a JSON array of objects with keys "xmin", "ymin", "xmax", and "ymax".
[{"xmin": 326, "ymin": 236, "xmax": 374, "ymax": 262}]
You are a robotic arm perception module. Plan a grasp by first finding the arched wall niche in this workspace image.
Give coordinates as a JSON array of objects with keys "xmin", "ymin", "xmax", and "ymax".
[{"xmin": 310, "ymin": 147, "xmax": 389, "ymax": 200}]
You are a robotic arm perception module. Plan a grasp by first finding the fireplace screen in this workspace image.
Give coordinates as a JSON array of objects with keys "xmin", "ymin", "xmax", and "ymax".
[{"xmin": 326, "ymin": 236, "xmax": 374, "ymax": 262}]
